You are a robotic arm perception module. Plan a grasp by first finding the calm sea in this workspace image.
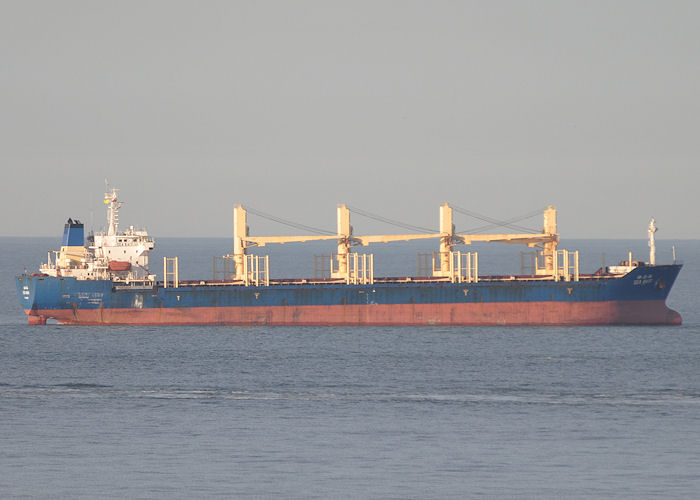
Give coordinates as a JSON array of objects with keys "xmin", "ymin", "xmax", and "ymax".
[{"xmin": 1, "ymin": 236, "xmax": 699, "ymax": 499}]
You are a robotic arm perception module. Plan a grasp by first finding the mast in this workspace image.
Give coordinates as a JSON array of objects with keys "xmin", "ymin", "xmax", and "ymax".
[
  {"xmin": 104, "ymin": 181, "xmax": 122, "ymax": 237},
  {"xmin": 648, "ymin": 218, "xmax": 657, "ymax": 265}
]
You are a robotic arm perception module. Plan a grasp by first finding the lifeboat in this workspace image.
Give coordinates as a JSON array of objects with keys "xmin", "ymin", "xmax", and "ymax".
[{"xmin": 108, "ymin": 261, "xmax": 132, "ymax": 272}]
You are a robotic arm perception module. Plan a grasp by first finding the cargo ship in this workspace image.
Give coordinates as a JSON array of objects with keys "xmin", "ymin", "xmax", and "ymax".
[{"xmin": 16, "ymin": 185, "xmax": 682, "ymax": 326}]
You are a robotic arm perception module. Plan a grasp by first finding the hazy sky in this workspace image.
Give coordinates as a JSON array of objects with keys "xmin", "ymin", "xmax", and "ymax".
[{"xmin": 2, "ymin": 0, "xmax": 699, "ymax": 240}]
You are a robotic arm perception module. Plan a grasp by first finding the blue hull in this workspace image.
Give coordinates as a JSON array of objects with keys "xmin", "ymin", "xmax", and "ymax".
[{"xmin": 16, "ymin": 265, "xmax": 682, "ymax": 325}]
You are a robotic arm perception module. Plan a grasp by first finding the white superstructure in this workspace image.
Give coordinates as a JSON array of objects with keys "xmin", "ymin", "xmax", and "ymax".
[{"xmin": 40, "ymin": 184, "xmax": 155, "ymax": 282}]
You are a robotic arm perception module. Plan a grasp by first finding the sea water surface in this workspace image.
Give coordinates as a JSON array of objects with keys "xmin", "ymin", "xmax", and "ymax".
[{"xmin": 1, "ymin": 237, "xmax": 699, "ymax": 499}]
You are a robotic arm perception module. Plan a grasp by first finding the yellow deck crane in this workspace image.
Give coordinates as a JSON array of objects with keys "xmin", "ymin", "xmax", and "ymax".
[{"xmin": 230, "ymin": 203, "xmax": 561, "ymax": 284}]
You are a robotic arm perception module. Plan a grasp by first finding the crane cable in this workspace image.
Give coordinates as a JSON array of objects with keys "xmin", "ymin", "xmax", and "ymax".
[
  {"xmin": 452, "ymin": 205, "xmax": 545, "ymax": 234},
  {"xmin": 243, "ymin": 206, "xmax": 336, "ymax": 236},
  {"xmin": 243, "ymin": 204, "xmax": 544, "ymax": 237},
  {"xmin": 346, "ymin": 205, "xmax": 436, "ymax": 233}
]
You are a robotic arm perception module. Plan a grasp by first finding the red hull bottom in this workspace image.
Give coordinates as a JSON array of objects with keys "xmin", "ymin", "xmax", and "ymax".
[{"xmin": 26, "ymin": 300, "xmax": 682, "ymax": 326}]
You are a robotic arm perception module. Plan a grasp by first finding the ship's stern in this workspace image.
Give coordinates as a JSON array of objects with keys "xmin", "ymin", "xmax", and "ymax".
[{"xmin": 15, "ymin": 274, "xmax": 47, "ymax": 324}]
